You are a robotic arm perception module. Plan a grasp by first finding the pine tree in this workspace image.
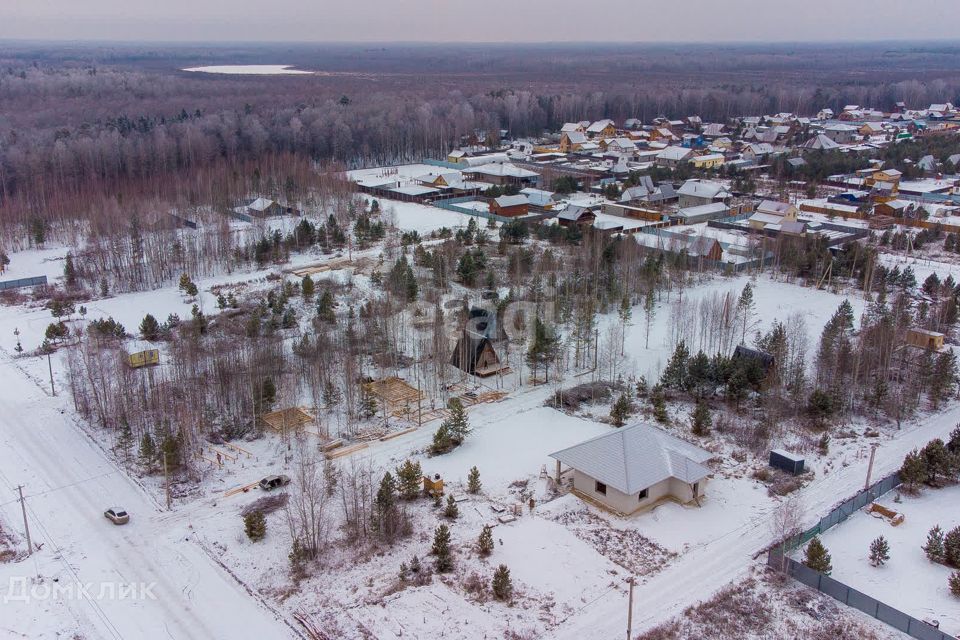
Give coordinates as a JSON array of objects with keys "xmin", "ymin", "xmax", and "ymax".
[
  {"xmin": 491, "ymin": 564, "xmax": 513, "ymax": 601},
  {"xmin": 444, "ymin": 494, "xmax": 459, "ymax": 519},
  {"xmin": 737, "ymin": 283, "xmax": 755, "ymax": 343},
  {"xmin": 869, "ymin": 536, "xmax": 890, "ymax": 567},
  {"xmin": 950, "ymin": 571, "xmax": 960, "ymax": 597},
  {"xmin": 445, "ymin": 398, "xmax": 470, "ymax": 444},
  {"xmin": 477, "ymin": 525, "xmax": 494, "ymax": 557},
  {"xmin": 804, "ymin": 536, "xmax": 832, "ymax": 574},
  {"xmin": 432, "ymin": 524, "xmax": 453, "ymax": 572},
  {"xmin": 467, "ymin": 466, "xmax": 482, "ymax": 494},
  {"xmin": 244, "ymin": 510, "xmax": 267, "ymax": 542},
  {"xmin": 139, "ymin": 313, "xmax": 161, "ymax": 341},
  {"xmin": 374, "ymin": 472, "xmax": 403, "ymax": 541},
  {"xmin": 923, "ymin": 439, "xmax": 956, "ymax": 486},
  {"xmin": 139, "ymin": 432, "xmax": 157, "ymax": 465},
  {"xmin": 899, "ymin": 449, "xmax": 928, "ymax": 491},
  {"xmin": 430, "ymin": 422, "xmax": 453, "ymax": 455},
  {"xmin": 691, "ymin": 399, "xmax": 711, "ymax": 436},
  {"xmin": 610, "ymin": 393, "xmax": 632, "ymax": 427},
  {"xmin": 301, "ymin": 275, "xmax": 315, "ymax": 300},
  {"xmin": 924, "ymin": 525, "xmax": 945, "ymax": 563},
  {"xmin": 396, "ymin": 459, "xmax": 423, "ymax": 500},
  {"xmin": 661, "ymin": 341, "xmax": 690, "ymax": 390},
  {"xmin": 650, "ymin": 385, "xmax": 668, "ymax": 423},
  {"xmin": 64, "ymin": 252, "xmax": 77, "ymax": 287},
  {"xmin": 944, "ymin": 526, "xmax": 960, "ymax": 568},
  {"xmin": 317, "ymin": 290, "xmax": 336, "ymax": 323}
]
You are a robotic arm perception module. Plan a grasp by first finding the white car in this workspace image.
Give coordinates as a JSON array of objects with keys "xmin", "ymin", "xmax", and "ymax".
[{"xmin": 104, "ymin": 508, "xmax": 130, "ymax": 525}]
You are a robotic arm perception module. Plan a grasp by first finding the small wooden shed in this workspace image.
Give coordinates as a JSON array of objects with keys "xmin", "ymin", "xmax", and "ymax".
[{"xmin": 905, "ymin": 328, "xmax": 945, "ymax": 351}]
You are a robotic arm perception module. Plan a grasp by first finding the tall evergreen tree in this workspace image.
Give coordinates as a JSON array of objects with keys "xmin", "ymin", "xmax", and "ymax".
[
  {"xmin": 804, "ymin": 536, "xmax": 832, "ymax": 574},
  {"xmin": 432, "ymin": 524, "xmax": 453, "ymax": 572},
  {"xmin": 491, "ymin": 564, "xmax": 513, "ymax": 601}
]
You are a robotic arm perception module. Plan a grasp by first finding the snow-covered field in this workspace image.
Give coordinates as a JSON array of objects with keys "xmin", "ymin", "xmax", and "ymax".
[
  {"xmin": 182, "ymin": 65, "xmax": 313, "ymax": 75},
  {"xmin": 808, "ymin": 486, "xmax": 960, "ymax": 635}
]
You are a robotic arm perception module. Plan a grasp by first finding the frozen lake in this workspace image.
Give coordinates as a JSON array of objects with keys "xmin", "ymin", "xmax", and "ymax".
[{"xmin": 182, "ymin": 65, "xmax": 313, "ymax": 75}]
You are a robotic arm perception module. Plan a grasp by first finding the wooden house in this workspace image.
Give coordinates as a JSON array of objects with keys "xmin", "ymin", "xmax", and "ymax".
[
  {"xmin": 450, "ymin": 331, "xmax": 506, "ymax": 377},
  {"xmin": 489, "ymin": 195, "xmax": 529, "ymax": 217}
]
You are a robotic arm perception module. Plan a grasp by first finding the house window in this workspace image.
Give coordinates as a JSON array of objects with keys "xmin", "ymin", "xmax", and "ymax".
[
  {"xmin": 692, "ymin": 482, "xmax": 700, "ymax": 496},
  {"xmin": 638, "ymin": 488, "xmax": 649, "ymax": 501},
  {"xmin": 595, "ymin": 481, "xmax": 607, "ymax": 495}
]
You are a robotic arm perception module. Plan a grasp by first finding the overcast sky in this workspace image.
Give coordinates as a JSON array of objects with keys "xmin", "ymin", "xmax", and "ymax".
[{"xmin": 3, "ymin": 0, "xmax": 960, "ymax": 43}]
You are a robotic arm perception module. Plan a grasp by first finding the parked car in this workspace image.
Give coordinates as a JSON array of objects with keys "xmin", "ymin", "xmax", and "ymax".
[
  {"xmin": 259, "ymin": 474, "xmax": 291, "ymax": 491},
  {"xmin": 104, "ymin": 508, "xmax": 130, "ymax": 525}
]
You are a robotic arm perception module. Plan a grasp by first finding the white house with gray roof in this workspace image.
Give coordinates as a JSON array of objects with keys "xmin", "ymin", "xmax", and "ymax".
[{"xmin": 550, "ymin": 424, "xmax": 712, "ymax": 515}]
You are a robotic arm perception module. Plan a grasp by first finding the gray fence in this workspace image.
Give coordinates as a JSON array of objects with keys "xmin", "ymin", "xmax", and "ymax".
[
  {"xmin": 0, "ymin": 275, "xmax": 47, "ymax": 291},
  {"xmin": 768, "ymin": 471, "xmax": 956, "ymax": 640}
]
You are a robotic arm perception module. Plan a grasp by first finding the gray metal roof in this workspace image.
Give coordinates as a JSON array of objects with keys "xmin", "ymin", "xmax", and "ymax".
[{"xmin": 549, "ymin": 424, "xmax": 712, "ymax": 494}]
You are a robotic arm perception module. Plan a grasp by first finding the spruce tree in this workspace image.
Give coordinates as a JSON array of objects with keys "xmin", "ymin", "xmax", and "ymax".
[
  {"xmin": 467, "ymin": 466, "xmax": 482, "ymax": 494},
  {"xmin": 804, "ymin": 536, "xmax": 832, "ymax": 574},
  {"xmin": 950, "ymin": 571, "xmax": 960, "ymax": 598},
  {"xmin": 139, "ymin": 313, "xmax": 161, "ymax": 341},
  {"xmin": 445, "ymin": 398, "xmax": 470, "ymax": 444},
  {"xmin": 491, "ymin": 564, "xmax": 513, "ymax": 601},
  {"xmin": 396, "ymin": 459, "xmax": 423, "ymax": 500},
  {"xmin": 650, "ymin": 385, "xmax": 668, "ymax": 423},
  {"xmin": 431, "ymin": 422, "xmax": 453, "ymax": 455},
  {"xmin": 923, "ymin": 439, "xmax": 955, "ymax": 486},
  {"xmin": 301, "ymin": 275, "xmax": 315, "ymax": 300},
  {"xmin": 432, "ymin": 524, "xmax": 453, "ymax": 572},
  {"xmin": 317, "ymin": 291, "xmax": 336, "ymax": 323},
  {"xmin": 477, "ymin": 525, "xmax": 494, "ymax": 557},
  {"xmin": 924, "ymin": 525, "xmax": 945, "ymax": 563},
  {"xmin": 691, "ymin": 399, "xmax": 711, "ymax": 436},
  {"xmin": 244, "ymin": 510, "xmax": 267, "ymax": 542},
  {"xmin": 899, "ymin": 449, "xmax": 928, "ymax": 491},
  {"xmin": 444, "ymin": 494, "xmax": 459, "ymax": 520},
  {"xmin": 139, "ymin": 432, "xmax": 157, "ymax": 465},
  {"xmin": 944, "ymin": 526, "xmax": 960, "ymax": 568},
  {"xmin": 869, "ymin": 536, "xmax": 889, "ymax": 567},
  {"xmin": 64, "ymin": 252, "xmax": 77, "ymax": 287},
  {"xmin": 610, "ymin": 393, "xmax": 632, "ymax": 427}
]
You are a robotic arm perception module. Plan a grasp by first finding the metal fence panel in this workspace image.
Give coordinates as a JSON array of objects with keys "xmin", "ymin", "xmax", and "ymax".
[
  {"xmin": 0, "ymin": 275, "xmax": 47, "ymax": 290},
  {"xmin": 877, "ymin": 602, "xmax": 912, "ymax": 633},
  {"xmin": 770, "ymin": 471, "xmax": 958, "ymax": 640},
  {"xmin": 819, "ymin": 573, "xmax": 849, "ymax": 602},
  {"xmin": 846, "ymin": 585, "xmax": 879, "ymax": 617},
  {"xmin": 909, "ymin": 619, "xmax": 949, "ymax": 640}
]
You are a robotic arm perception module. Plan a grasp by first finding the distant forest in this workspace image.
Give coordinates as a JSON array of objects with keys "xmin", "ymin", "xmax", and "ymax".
[{"xmin": 3, "ymin": 41, "xmax": 960, "ymax": 235}]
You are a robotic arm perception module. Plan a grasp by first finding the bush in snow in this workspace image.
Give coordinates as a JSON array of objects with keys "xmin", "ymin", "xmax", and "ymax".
[
  {"xmin": 690, "ymin": 399, "xmax": 711, "ymax": 437},
  {"xmin": 899, "ymin": 449, "xmax": 928, "ymax": 492},
  {"xmin": 610, "ymin": 392, "xmax": 632, "ymax": 427},
  {"xmin": 804, "ymin": 536, "xmax": 832, "ymax": 574},
  {"xmin": 950, "ymin": 571, "xmax": 960, "ymax": 598},
  {"xmin": 868, "ymin": 536, "xmax": 889, "ymax": 567},
  {"xmin": 243, "ymin": 510, "xmax": 266, "ymax": 542}
]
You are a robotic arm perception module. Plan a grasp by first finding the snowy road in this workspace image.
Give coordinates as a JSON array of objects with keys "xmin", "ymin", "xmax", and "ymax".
[
  {"xmin": 554, "ymin": 405, "xmax": 960, "ymax": 640},
  {"xmin": 0, "ymin": 355, "xmax": 297, "ymax": 640}
]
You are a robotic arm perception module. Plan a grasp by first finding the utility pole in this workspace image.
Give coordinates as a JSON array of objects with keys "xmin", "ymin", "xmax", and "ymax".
[
  {"xmin": 17, "ymin": 486, "xmax": 32, "ymax": 556},
  {"xmin": 47, "ymin": 352, "xmax": 55, "ymax": 396},
  {"xmin": 626, "ymin": 576, "xmax": 635, "ymax": 640},
  {"xmin": 864, "ymin": 443, "xmax": 879, "ymax": 491},
  {"xmin": 163, "ymin": 454, "xmax": 171, "ymax": 510}
]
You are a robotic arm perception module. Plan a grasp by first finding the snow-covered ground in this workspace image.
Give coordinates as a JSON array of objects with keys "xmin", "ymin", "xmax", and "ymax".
[
  {"xmin": 806, "ymin": 486, "xmax": 960, "ymax": 635},
  {"xmin": 0, "ymin": 352, "xmax": 296, "ymax": 639}
]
